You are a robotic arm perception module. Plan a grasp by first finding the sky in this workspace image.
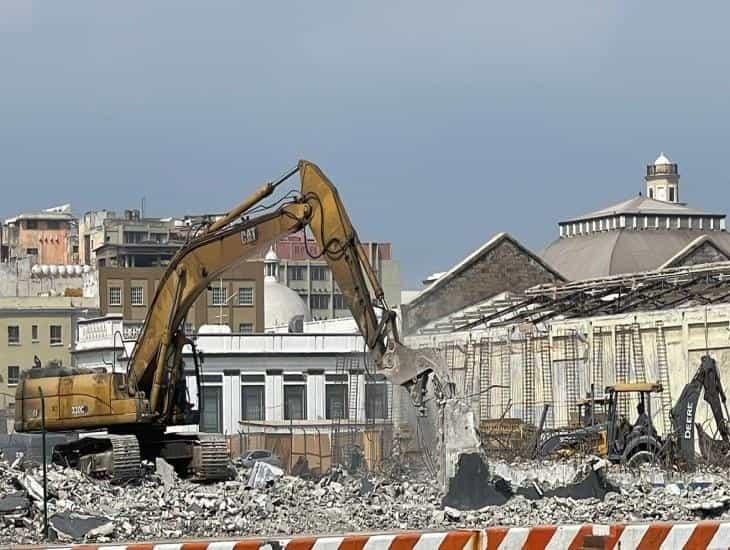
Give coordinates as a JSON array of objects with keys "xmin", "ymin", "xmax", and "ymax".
[{"xmin": 1, "ymin": 2, "xmax": 730, "ymax": 287}]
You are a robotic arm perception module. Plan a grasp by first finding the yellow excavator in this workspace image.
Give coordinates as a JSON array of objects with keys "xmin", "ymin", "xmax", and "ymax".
[{"xmin": 14, "ymin": 161, "xmax": 458, "ymax": 481}]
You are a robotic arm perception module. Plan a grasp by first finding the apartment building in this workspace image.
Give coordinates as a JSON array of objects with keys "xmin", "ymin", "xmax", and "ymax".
[
  {"xmin": 0, "ymin": 296, "xmax": 99, "ymax": 407},
  {"xmin": 2, "ymin": 206, "xmax": 76, "ymax": 264},
  {"xmin": 98, "ymin": 263, "xmax": 265, "ymax": 335}
]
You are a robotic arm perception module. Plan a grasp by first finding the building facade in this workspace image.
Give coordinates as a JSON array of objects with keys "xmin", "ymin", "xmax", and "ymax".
[
  {"xmin": 79, "ymin": 209, "xmax": 186, "ymax": 267},
  {"xmin": 270, "ymin": 232, "xmax": 401, "ymax": 320},
  {"xmin": 2, "ymin": 206, "xmax": 76, "ymax": 264},
  {"xmin": 98, "ymin": 263, "xmax": 265, "ymax": 335},
  {"xmin": 0, "ymin": 296, "xmax": 99, "ymax": 409}
]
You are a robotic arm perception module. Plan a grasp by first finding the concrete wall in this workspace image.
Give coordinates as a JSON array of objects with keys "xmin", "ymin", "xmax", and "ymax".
[{"xmin": 0, "ymin": 257, "xmax": 97, "ymax": 299}]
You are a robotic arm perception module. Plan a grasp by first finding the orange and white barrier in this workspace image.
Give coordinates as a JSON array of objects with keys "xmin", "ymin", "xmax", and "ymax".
[
  {"xmin": 37, "ymin": 521, "xmax": 730, "ymax": 550},
  {"xmin": 485, "ymin": 521, "xmax": 730, "ymax": 549}
]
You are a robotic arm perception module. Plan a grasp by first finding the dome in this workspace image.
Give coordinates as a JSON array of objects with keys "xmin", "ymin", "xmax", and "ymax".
[
  {"xmin": 654, "ymin": 152, "xmax": 673, "ymax": 165},
  {"xmin": 264, "ymin": 276, "xmax": 311, "ymax": 329},
  {"xmin": 198, "ymin": 324, "xmax": 232, "ymax": 335}
]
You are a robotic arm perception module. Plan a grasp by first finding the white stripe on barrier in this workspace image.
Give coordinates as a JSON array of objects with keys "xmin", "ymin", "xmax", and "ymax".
[
  {"xmin": 545, "ymin": 525, "xmax": 582, "ymax": 550},
  {"xmin": 208, "ymin": 542, "xmax": 241, "ymax": 550},
  {"xmin": 592, "ymin": 524, "xmax": 611, "ymax": 537},
  {"xmin": 616, "ymin": 524, "xmax": 650, "ymax": 548},
  {"xmin": 153, "ymin": 544, "xmax": 183, "ymax": 550},
  {"xmin": 363, "ymin": 534, "xmax": 396, "ymax": 550},
  {"xmin": 709, "ymin": 523, "xmax": 730, "ymax": 549},
  {"xmin": 659, "ymin": 523, "xmax": 694, "ymax": 550},
  {"xmin": 311, "ymin": 536, "xmax": 344, "ymax": 550},
  {"xmin": 494, "ymin": 527, "xmax": 529, "ymax": 550},
  {"xmin": 100, "ymin": 546, "xmax": 128, "ymax": 550},
  {"xmin": 412, "ymin": 531, "xmax": 449, "ymax": 550}
]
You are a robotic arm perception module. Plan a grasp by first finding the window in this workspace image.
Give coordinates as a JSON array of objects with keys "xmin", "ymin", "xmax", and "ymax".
[
  {"xmin": 25, "ymin": 220, "xmax": 38, "ymax": 229},
  {"xmin": 241, "ymin": 382, "xmax": 265, "ymax": 421},
  {"xmin": 326, "ymin": 384, "xmax": 348, "ymax": 420},
  {"xmin": 669, "ymin": 187, "xmax": 675, "ymax": 202},
  {"xmin": 31, "ymin": 325, "xmax": 38, "ymax": 342},
  {"xmin": 26, "ymin": 248, "xmax": 39, "ymax": 256},
  {"xmin": 109, "ymin": 287, "xmax": 122, "ymax": 306},
  {"xmin": 649, "ymin": 188, "xmax": 654, "ymax": 199},
  {"xmin": 7, "ymin": 326, "xmax": 19, "ymax": 345},
  {"xmin": 211, "ymin": 286, "xmax": 227, "ymax": 306},
  {"xmin": 200, "ymin": 386, "xmax": 223, "ymax": 433},
  {"xmin": 311, "ymin": 266, "xmax": 329, "ymax": 281},
  {"xmin": 50, "ymin": 325, "xmax": 62, "ymax": 345},
  {"xmin": 150, "ymin": 232, "xmax": 168, "ymax": 243},
  {"xmin": 7, "ymin": 366, "xmax": 20, "ymax": 386},
  {"xmin": 365, "ymin": 382, "xmax": 389, "ymax": 419},
  {"xmin": 184, "ymin": 322, "xmax": 194, "ymax": 336},
  {"xmin": 46, "ymin": 220, "xmax": 60, "ymax": 230},
  {"xmin": 289, "ymin": 266, "xmax": 306, "ymax": 281},
  {"xmin": 238, "ymin": 323, "xmax": 254, "ymax": 334},
  {"xmin": 123, "ymin": 231, "xmax": 146, "ymax": 244},
  {"xmin": 310, "ymin": 294, "xmax": 330, "ymax": 310},
  {"xmin": 333, "ymin": 294, "xmax": 345, "ymax": 310},
  {"xmin": 284, "ymin": 385, "xmax": 306, "ymax": 420},
  {"xmin": 238, "ymin": 287, "xmax": 254, "ymax": 306},
  {"xmin": 130, "ymin": 286, "xmax": 144, "ymax": 306}
]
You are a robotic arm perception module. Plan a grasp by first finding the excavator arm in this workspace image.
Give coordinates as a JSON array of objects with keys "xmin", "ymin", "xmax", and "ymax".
[
  {"xmin": 670, "ymin": 355, "xmax": 730, "ymax": 467},
  {"xmin": 128, "ymin": 160, "xmax": 434, "ymax": 421}
]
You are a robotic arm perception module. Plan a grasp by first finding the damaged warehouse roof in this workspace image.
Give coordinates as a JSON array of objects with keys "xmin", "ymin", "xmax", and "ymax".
[{"xmin": 454, "ymin": 260, "xmax": 730, "ymax": 331}]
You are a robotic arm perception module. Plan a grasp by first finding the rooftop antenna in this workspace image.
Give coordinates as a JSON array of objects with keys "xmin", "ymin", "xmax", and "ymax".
[{"xmin": 140, "ymin": 197, "xmax": 146, "ymax": 219}]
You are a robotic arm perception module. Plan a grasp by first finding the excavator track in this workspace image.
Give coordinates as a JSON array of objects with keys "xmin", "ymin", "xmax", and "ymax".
[
  {"xmin": 109, "ymin": 435, "xmax": 142, "ymax": 481},
  {"xmin": 194, "ymin": 434, "xmax": 230, "ymax": 481}
]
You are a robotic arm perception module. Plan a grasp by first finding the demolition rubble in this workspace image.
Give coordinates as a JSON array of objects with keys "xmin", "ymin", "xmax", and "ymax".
[{"xmin": 3, "ymin": 454, "xmax": 730, "ymax": 544}]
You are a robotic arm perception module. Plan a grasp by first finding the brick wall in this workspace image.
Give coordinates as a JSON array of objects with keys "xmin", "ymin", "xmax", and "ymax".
[{"xmin": 401, "ymin": 235, "xmax": 563, "ymax": 334}]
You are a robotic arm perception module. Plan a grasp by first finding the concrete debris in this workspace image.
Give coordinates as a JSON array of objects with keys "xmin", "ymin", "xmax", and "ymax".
[
  {"xmin": 49, "ymin": 512, "xmax": 115, "ymax": 542},
  {"xmin": 155, "ymin": 457, "xmax": 178, "ymax": 490},
  {"xmin": 0, "ymin": 493, "xmax": 30, "ymax": 515},
  {"xmin": 247, "ymin": 461, "xmax": 284, "ymax": 489},
  {"xmin": 3, "ymin": 454, "xmax": 730, "ymax": 544}
]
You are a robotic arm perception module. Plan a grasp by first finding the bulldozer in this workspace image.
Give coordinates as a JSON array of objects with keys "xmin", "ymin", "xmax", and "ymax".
[{"xmin": 15, "ymin": 160, "xmax": 481, "ymax": 482}]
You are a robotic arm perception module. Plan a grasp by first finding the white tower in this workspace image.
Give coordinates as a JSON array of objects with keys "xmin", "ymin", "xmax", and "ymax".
[
  {"xmin": 645, "ymin": 152, "xmax": 680, "ymax": 203},
  {"xmin": 264, "ymin": 246, "xmax": 279, "ymax": 280}
]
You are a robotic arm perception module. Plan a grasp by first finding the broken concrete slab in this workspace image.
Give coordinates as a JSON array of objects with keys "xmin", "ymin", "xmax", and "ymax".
[
  {"xmin": 0, "ymin": 492, "xmax": 29, "ymax": 514},
  {"xmin": 247, "ymin": 461, "xmax": 284, "ymax": 489},
  {"xmin": 155, "ymin": 457, "xmax": 178, "ymax": 490},
  {"xmin": 49, "ymin": 512, "xmax": 114, "ymax": 541}
]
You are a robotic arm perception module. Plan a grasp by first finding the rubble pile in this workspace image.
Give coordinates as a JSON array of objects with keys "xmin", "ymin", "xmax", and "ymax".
[{"xmin": 3, "ymin": 454, "xmax": 730, "ymax": 545}]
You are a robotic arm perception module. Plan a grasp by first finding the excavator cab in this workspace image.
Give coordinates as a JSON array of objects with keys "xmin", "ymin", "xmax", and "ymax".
[{"xmin": 605, "ymin": 382, "xmax": 663, "ymax": 467}]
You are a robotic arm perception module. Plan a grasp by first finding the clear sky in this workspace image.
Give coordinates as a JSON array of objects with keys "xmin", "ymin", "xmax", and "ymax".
[{"xmin": 2, "ymin": 2, "xmax": 730, "ymax": 287}]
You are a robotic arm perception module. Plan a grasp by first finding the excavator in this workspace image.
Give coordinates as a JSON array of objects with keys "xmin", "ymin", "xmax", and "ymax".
[
  {"xmin": 536, "ymin": 355, "xmax": 730, "ymax": 469},
  {"xmin": 14, "ymin": 160, "xmax": 478, "ymax": 482}
]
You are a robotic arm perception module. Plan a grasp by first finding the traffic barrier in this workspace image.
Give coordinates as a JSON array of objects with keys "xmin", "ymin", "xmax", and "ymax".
[
  {"xmin": 39, "ymin": 530, "xmax": 480, "ymax": 550},
  {"xmin": 485, "ymin": 521, "xmax": 730, "ymax": 549},
  {"xmin": 34, "ymin": 522, "xmax": 730, "ymax": 550}
]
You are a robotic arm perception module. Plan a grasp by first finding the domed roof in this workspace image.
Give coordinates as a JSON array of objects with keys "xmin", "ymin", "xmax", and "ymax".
[
  {"xmin": 654, "ymin": 152, "xmax": 673, "ymax": 165},
  {"xmin": 264, "ymin": 276, "xmax": 311, "ymax": 329}
]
